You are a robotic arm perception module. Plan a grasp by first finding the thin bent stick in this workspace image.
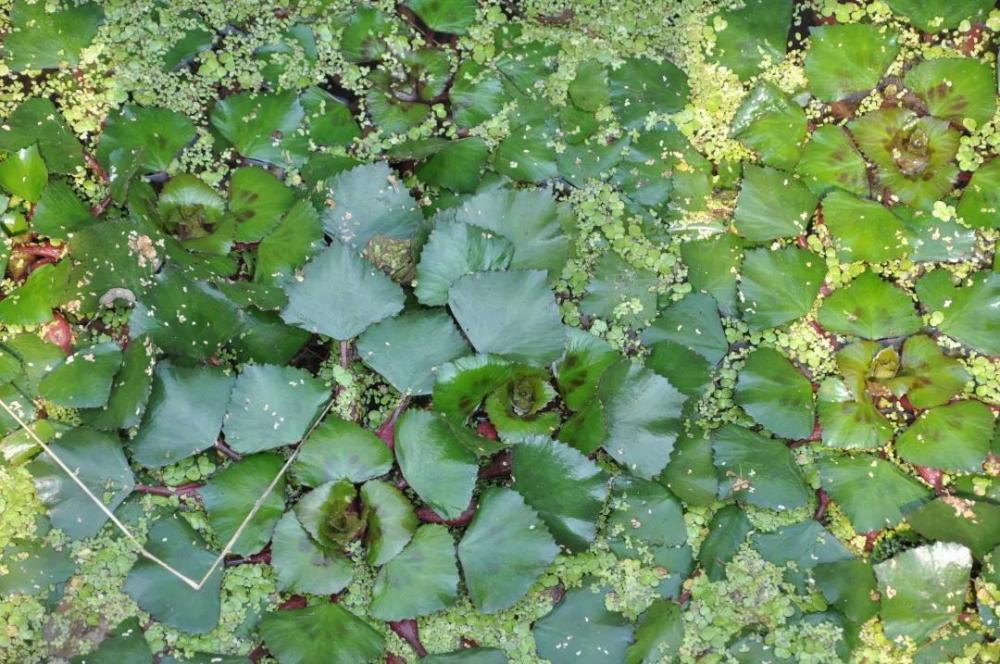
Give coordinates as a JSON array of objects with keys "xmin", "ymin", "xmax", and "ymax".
[
  {"xmin": 1, "ymin": 392, "xmax": 337, "ymax": 591},
  {"xmin": 0, "ymin": 397, "xmax": 203, "ymax": 589}
]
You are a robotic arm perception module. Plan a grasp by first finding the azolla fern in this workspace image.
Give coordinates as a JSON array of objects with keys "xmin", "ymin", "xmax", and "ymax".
[{"xmin": 0, "ymin": 0, "xmax": 997, "ymax": 663}]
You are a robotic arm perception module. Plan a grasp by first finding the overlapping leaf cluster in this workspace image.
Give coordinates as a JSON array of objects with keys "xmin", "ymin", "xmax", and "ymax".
[{"xmin": 0, "ymin": 0, "xmax": 998, "ymax": 662}]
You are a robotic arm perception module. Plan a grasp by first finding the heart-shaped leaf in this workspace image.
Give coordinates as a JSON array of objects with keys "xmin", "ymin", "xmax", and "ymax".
[
  {"xmin": 201, "ymin": 453, "xmax": 286, "ymax": 556},
  {"xmin": 259, "ymin": 603, "xmax": 385, "ymax": 664},
  {"xmin": 817, "ymin": 272, "xmax": 921, "ymax": 340},
  {"xmin": 396, "ymin": 410, "xmax": 478, "ymax": 520},
  {"xmin": 805, "ymin": 24, "xmax": 899, "ymax": 102},
  {"xmin": 293, "ymin": 416, "xmax": 393, "ymax": 487},
  {"xmin": 533, "ymin": 585, "xmax": 634, "ymax": 664},
  {"xmin": 739, "ymin": 246, "xmax": 825, "ymax": 331},
  {"xmin": 818, "ymin": 453, "xmax": 930, "ymax": 532},
  {"xmin": 733, "ymin": 165, "xmax": 818, "ymax": 241},
  {"xmin": 896, "ymin": 400, "xmax": 994, "ymax": 472}
]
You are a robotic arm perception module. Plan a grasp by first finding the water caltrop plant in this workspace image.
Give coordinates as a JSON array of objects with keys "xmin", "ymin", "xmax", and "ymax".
[{"xmin": 0, "ymin": 0, "xmax": 998, "ymax": 662}]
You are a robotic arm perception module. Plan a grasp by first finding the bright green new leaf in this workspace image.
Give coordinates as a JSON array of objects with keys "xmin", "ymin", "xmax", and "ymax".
[{"xmin": 805, "ymin": 24, "xmax": 899, "ymax": 101}]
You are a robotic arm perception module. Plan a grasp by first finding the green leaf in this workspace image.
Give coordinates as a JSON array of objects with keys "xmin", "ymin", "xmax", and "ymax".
[
  {"xmin": 822, "ymin": 191, "xmax": 908, "ymax": 263},
  {"xmin": 27, "ymin": 428, "xmax": 134, "ymax": 539},
  {"xmin": 735, "ymin": 347, "xmax": 815, "ymax": 439},
  {"xmin": 293, "ymin": 416, "xmax": 393, "ymax": 487},
  {"xmin": 492, "ymin": 123, "xmax": 558, "ymax": 183},
  {"xmin": 710, "ymin": 0, "xmax": 791, "ymax": 79},
  {"xmin": 533, "ymin": 585, "xmax": 634, "ymax": 664},
  {"xmin": 752, "ymin": 520, "xmax": 852, "ymax": 572},
  {"xmin": 271, "ymin": 511, "xmax": 353, "ymax": 595},
  {"xmin": 698, "ymin": 504, "xmax": 752, "ymax": 581},
  {"xmin": 606, "ymin": 476, "xmax": 686, "ymax": 551},
  {"xmin": 0, "ymin": 261, "xmax": 70, "ymax": 325},
  {"xmin": 812, "ymin": 559, "xmax": 878, "ymax": 625},
  {"xmin": 161, "ymin": 27, "xmax": 215, "ymax": 71},
  {"xmin": 320, "ymin": 162, "xmax": 421, "ymax": 249},
  {"xmin": 415, "ymin": 220, "xmax": 514, "ymax": 306},
  {"xmin": 129, "ymin": 270, "xmax": 242, "ymax": 361},
  {"xmin": 361, "ymin": 479, "xmax": 418, "ymax": 566},
  {"xmin": 432, "ymin": 354, "xmax": 517, "ymax": 424},
  {"xmin": 598, "ymin": 360, "xmax": 687, "ymax": 479},
  {"xmin": 458, "ymin": 487, "xmax": 559, "ymax": 613},
  {"xmin": 645, "ymin": 341, "xmax": 713, "ymax": 399},
  {"xmin": 906, "ymin": 57, "xmax": 996, "ymax": 125},
  {"xmin": 68, "ymin": 618, "xmax": 152, "ymax": 664},
  {"xmin": 370, "ymin": 524, "xmax": 459, "ymax": 620},
  {"xmin": 818, "ymin": 453, "xmax": 930, "ymax": 532},
  {"xmin": 556, "ymin": 329, "xmax": 618, "ymax": 411},
  {"xmin": 957, "ymin": 158, "xmax": 1000, "ymax": 229},
  {"xmin": 451, "ymin": 61, "xmax": 505, "ymax": 129},
  {"xmin": 568, "ymin": 61, "xmax": 610, "ymax": 112},
  {"xmin": 817, "ymin": 272, "xmax": 922, "ymax": 340},
  {"xmin": 98, "ymin": 105, "xmax": 197, "ymax": 175},
  {"xmin": 32, "ymin": 181, "xmax": 95, "ymax": 238},
  {"xmin": 896, "ymin": 400, "xmax": 994, "ymax": 472},
  {"xmin": 917, "ymin": 270, "xmax": 999, "ymax": 355},
  {"xmin": 733, "ymin": 165, "xmax": 818, "ymax": 241},
  {"xmin": 884, "ymin": 334, "xmax": 969, "ymax": 409},
  {"xmin": 416, "ymin": 138, "xmax": 491, "ymax": 193},
  {"xmin": 909, "ymin": 497, "xmax": 1000, "ymax": 559},
  {"xmin": 396, "ymin": 410, "xmax": 479, "ymax": 520},
  {"xmin": 405, "ymin": 0, "xmax": 476, "ymax": 34},
  {"xmin": 679, "ymin": 234, "xmax": 743, "ymax": 315},
  {"xmin": 0, "ymin": 539, "xmax": 75, "ymax": 596},
  {"xmin": 280, "ymin": 242, "xmax": 405, "ymax": 340},
  {"xmin": 739, "ymin": 246, "xmax": 825, "ymax": 331},
  {"xmin": 625, "ymin": 599, "xmax": 684, "ymax": 664},
  {"xmin": 222, "ymin": 364, "xmax": 328, "ymax": 454},
  {"xmin": 884, "ymin": 0, "xmax": 994, "ymax": 32},
  {"xmin": 660, "ymin": 425, "xmax": 718, "ymax": 507},
  {"xmin": 850, "ymin": 108, "xmax": 959, "ymax": 210},
  {"xmin": 210, "ymin": 91, "xmax": 305, "ymax": 166},
  {"xmin": 712, "ymin": 424, "xmax": 812, "ymax": 511},
  {"xmin": 255, "ymin": 199, "xmax": 324, "ymax": 284},
  {"xmin": 228, "ymin": 167, "xmax": 295, "ymax": 242},
  {"xmin": 0, "ymin": 144, "xmax": 48, "ymax": 202},
  {"xmin": 0, "ymin": 98, "xmax": 84, "ymax": 174},
  {"xmin": 512, "ymin": 436, "xmax": 610, "ymax": 551},
  {"xmin": 124, "ymin": 515, "xmax": 223, "ymax": 634},
  {"xmin": 129, "ymin": 362, "xmax": 234, "ymax": 468},
  {"xmin": 874, "ymin": 542, "xmax": 972, "ymax": 644},
  {"xmin": 38, "ymin": 341, "xmax": 123, "ymax": 408},
  {"xmin": 294, "ymin": 480, "xmax": 365, "ymax": 548},
  {"xmin": 449, "ymin": 270, "xmax": 565, "ymax": 366},
  {"xmin": 795, "ymin": 125, "xmax": 870, "ymax": 197},
  {"xmin": 4, "ymin": 0, "xmax": 103, "ymax": 71},
  {"xmin": 732, "ymin": 83, "xmax": 807, "ymax": 170},
  {"xmin": 452, "ymin": 188, "xmax": 572, "ymax": 278},
  {"xmin": 580, "ymin": 253, "xmax": 659, "ymax": 329},
  {"xmin": 805, "ymin": 24, "xmax": 899, "ymax": 102},
  {"xmin": 422, "ymin": 650, "xmax": 507, "ymax": 664},
  {"xmin": 609, "ymin": 57, "xmax": 689, "ymax": 129},
  {"xmin": 259, "ymin": 603, "xmax": 385, "ymax": 664},
  {"xmin": 817, "ymin": 378, "xmax": 893, "ymax": 450},
  {"xmin": 357, "ymin": 311, "xmax": 470, "ymax": 396},
  {"xmin": 201, "ymin": 453, "xmax": 285, "ymax": 556}
]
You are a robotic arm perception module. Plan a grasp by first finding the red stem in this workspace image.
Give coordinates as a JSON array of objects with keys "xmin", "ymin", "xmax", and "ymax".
[
  {"xmin": 214, "ymin": 439, "xmax": 242, "ymax": 462},
  {"xmin": 134, "ymin": 482, "xmax": 201, "ymax": 497},
  {"xmin": 389, "ymin": 619, "xmax": 427, "ymax": 657},
  {"xmin": 416, "ymin": 502, "xmax": 477, "ymax": 527}
]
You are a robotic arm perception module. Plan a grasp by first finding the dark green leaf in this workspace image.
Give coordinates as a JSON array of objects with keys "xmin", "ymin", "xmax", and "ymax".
[
  {"xmin": 280, "ymin": 242, "xmax": 405, "ymax": 340},
  {"xmin": 370, "ymin": 524, "xmax": 459, "ymax": 620},
  {"xmin": 713, "ymin": 424, "xmax": 812, "ymax": 511},
  {"xmin": 38, "ymin": 341, "xmax": 123, "ymax": 409},
  {"xmin": 458, "ymin": 487, "xmax": 559, "ymax": 613},
  {"xmin": 735, "ymin": 347, "xmax": 815, "ymax": 439},
  {"xmin": 294, "ymin": 416, "xmax": 393, "ymax": 487},
  {"xmin": 271, "ymin": 511, "xmax": 353, "ymax": 595},
  {"xmin": 201, "ymin": 453, "xmax": 285, "ymax": 556},
  {"xmin": 739, "ymin": 246, "xmax": 825, "ymax": 331},
  {"xmin": 396, "ymin": 410, "xmax": 478, "ymax": 520},
  {"xmin": 259, "ymin": 603, "xmax": 385, "ymax": 664},
  {"xmin": 817, "ymin": 272, "xmax": 922, "ymax": 340},
  {"xmin": 129, "ymin": 362, "xmax": 234, "ymax": 468},
  {"xmin": 733, "ymin": 165, "xmax": 818, "ymax": 241},
  {"xmin": 818, "ymin": 453, "xmax": 930, "ymax": 532}
]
